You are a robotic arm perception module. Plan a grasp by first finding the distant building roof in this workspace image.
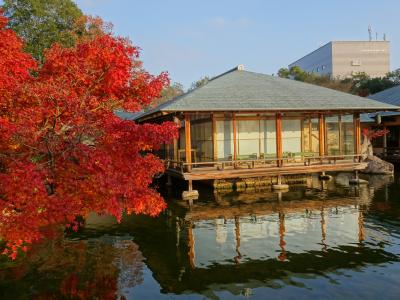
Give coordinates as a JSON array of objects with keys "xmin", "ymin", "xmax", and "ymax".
[
  {"xmin": 368, "ymin": 85, "xmax": 400, "ymax": 106},
  {"xmin": 136, "ymin": 66, "xmax": 399, "ymax": 121},
  {"xmin": 369, "ymin": 85, "xmax": 400, "ymax": 118},
  {"xmin": 361, "ymin": 85, "xmax": 400, "ymax": 122}
]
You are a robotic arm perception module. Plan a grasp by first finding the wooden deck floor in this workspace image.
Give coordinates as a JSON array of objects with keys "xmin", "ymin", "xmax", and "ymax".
[{"xmin": 167, "ymin": 161, "xmax": 368, "ymax": 181}]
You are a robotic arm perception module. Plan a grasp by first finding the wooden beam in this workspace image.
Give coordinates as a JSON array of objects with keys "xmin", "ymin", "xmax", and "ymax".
[
  {"xmin": 319, "ymin": 114, "xmax": 325, "ymax": 157},
  {"xmin": 354, "ymin": 113, "xmax": 361, "ymax": 155},
  {"xmin": 185, "ymin": 114, "xmax": 192, "ymax": 170},
  {"xmin": 233, "ymin": 113, "xmax": 238, "ymax": 161},
  {"xmin": 276, "ymin": 113, "xmax": 282, "ymax": 166},
  {"xmin": 212, "ymin": 114, "xmax": 217, "ymax": 161}
]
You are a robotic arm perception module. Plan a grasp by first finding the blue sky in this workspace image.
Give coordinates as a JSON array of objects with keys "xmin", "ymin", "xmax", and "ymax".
[{"xmin": 76, "ymin": 0, "xmax": 398, "ymax": 88}]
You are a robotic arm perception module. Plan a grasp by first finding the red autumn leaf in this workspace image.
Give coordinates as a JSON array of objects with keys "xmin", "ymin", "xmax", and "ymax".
[{"xmin": 0, "ymin": 11, "xmax": 178, "ymax": 259}]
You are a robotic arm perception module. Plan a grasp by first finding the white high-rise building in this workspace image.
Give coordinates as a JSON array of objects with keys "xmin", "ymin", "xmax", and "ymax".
[{"xmin": 289, "ymin": 41, "xmax": 390, "ymax": 78}]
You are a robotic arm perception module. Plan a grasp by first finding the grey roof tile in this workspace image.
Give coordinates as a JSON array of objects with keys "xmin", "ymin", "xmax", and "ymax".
[
  {"xmin": 138, "ymin": 67, "xmax": 399, "ymax": 120},
  {"xmin": 368, "ymin": 85, "xmax": 400, "ymax": 106}
]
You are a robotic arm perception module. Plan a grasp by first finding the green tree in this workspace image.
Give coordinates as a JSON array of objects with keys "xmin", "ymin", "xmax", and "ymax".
[
  {"xmin": 160, "ymin": 82, "xmax": 184, "ymax": 102},
  {"xmin": 386, "ymin": 69, "xmax": 400, "ymax": 85},
  {"xmin": 277, "ymin": 67, "xmax": 290, "ymax": 78},
  {"xmin": 278, "ymin": 66, "xmax": 399, "ymax": 96},
  {"xmin": 2, "ymin": 0, "xmax": 84, "ymax": 62},
  {"xmin": 148, "ymin": 82, "xmax": 184, "ymax": 109},
  {"xmin": 189, "ymin": 76, "xmax": 210, "ymax": 91},
  {"xmin": 351, "ymin": 72, "xmax": 397, "ymax": 96}
]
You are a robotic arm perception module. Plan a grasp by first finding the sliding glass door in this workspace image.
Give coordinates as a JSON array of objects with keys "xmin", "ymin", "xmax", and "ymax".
[
  {"xmin": 302, "ymin": 117, "xmax": 320, "ymax": 156},
  {"xmin": 325, "ymin": 114, "xmax": 354, "ymax": 155}
]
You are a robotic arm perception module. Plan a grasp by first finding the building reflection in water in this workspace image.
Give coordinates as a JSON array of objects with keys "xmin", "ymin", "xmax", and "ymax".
[
  {"xmin": 186, "ymin": 192, "xmax": 368, "ymax": 268},
  {"xmin": 128, "ymin": 172, "xmax": 398, "ymax": 297}
]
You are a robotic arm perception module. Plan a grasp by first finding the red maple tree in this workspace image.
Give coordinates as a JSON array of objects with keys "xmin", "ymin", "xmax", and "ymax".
[{"xmin": 0, "ymin": 11, "xmax": 178, "ymax": 259}]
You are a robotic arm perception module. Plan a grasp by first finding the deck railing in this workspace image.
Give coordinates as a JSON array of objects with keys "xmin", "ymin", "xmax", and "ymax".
[{"xmin": 165, "ymin": 154, "xmax": 363, "ymax": 173}]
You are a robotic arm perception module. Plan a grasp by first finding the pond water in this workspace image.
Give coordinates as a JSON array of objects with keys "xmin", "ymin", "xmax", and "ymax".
[{"xmin": 1, "ymin": 173, "xmax": 400, "ymax": 299}]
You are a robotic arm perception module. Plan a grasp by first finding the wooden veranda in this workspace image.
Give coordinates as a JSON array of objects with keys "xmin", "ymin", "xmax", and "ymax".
[
  {"xmin": 166, "ymin": 155, "xmax": 367, "ymax": 181},
  {"xmin": 164, "ymin": 111, "xmax": 364, "ymax": 191}
]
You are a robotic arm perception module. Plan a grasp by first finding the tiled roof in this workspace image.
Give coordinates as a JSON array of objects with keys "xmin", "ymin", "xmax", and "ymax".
[
  {"xmin": 137, "ymin": 66, "xmax": 399, "ymax": 120},
  {"xmin": 369, "ymin": 85, "xmax": 400, "ymax": 106}
]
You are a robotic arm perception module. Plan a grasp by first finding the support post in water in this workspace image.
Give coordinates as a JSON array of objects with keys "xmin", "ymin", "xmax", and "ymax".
[
  {"xmin": 182, "ymin": 179, "xmax": 199, "ymax": 202},
  {"xmin": 349, "ymin": 170, "xmax": 368, "ymax": 185},
  {"xmin": 273, "ymin": 175, "xmax": 289, "ymax": 190},
  {"xmin": 319, "ymin": 171, "xmax": 332, "ymax": 181}
]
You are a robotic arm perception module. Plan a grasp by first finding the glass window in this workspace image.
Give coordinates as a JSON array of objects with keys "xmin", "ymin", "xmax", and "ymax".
[
  {"xmin": 302, "ymin": 118, "xmax": 320, "ymax": 155},
  {"xmin": 260, "ymin": 119, "xmax": 276, "ymax": 158},
  {"xmin": 216, "ymin": 119, "xmax": 234, "ymax": 160},
  {"xmin": 326, "ymin": 115, "xmax": 355, "ymax": 155},
  {"xmin": 237, "ymin": 120, "xmax": 259, "ymax": 159},
  {"xmin": 282, "ymin": 119, "xmax": 301, "ymax": 156},
  {"xmin": 311, "ymin": 118, "xmax": 320, "ymax": 154},
  {"xmin": 303, "ymin": 119, "xmax": 311, "ymax": 153},
  {"xmin": 191, "ymin": 116, "xmax": 213, "ymax": 162},
  {"xmin": 341, "ymin": 115, "xmax": 354, "ymax": 155},
  {"xmin": 325, "ymin": 116, "xmax": 340, "ymax": 155}
]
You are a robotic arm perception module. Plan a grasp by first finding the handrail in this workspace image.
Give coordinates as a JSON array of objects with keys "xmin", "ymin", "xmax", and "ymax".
[{"xmin": 165, "ymin": 154, "xmax": 362, "ymax": 172}]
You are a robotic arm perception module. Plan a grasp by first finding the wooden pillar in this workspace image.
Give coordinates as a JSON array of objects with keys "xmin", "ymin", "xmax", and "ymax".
[
  {"xmin": 276, "ymin": 113, "xmax": 283, "ymax": 166},
  {"xmin": 320, "ymin": 208, "xmax": 327, "ymax": 251},
  {"xmin": 188, "ymin": 221, "xmax": 195, "ymax": 268},
  {"xmin": 188, "ymin": 179, "xmax": 193, "ymax": 191},
  {"xmin": 383, "ymin": 125, "xmax": 387, "ymax": 156},
  {"xmin": 185, "ymin": 114, "xmax": 192, "ymax": 171},
  {"xmin": 234, "ymin": 216, "xmax": 241, "ymax": 264},
  {"xmin": 173, "ymin": 116, "xmax": 180, "ymax": 163},
  {"xmin": 233, "ymin": 113, "xmax": 237, "ymax": 161},
  {"xmin": 319, "ymin": 114, "xmax": 325, "ymax": 157},
  {"xmin": 278, "ymin": 212, "xmax": 286, "ymax": 262},
  {"xmin": 358, "ymin": 210, "xmax": 365, "ymax": 244},
  {"xmin": 354, "ymin": 112, "xmax": 361, "ymax": 156}
]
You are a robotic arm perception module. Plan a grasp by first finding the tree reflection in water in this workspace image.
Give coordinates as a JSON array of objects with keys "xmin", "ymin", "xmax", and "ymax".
[
  {"xmin": 0, "ymin": 236, "xmax": 144, "ymax": 299},
  {"xmin": 1, "ymin": 172, "xmax": 400, "ymax": 299}
]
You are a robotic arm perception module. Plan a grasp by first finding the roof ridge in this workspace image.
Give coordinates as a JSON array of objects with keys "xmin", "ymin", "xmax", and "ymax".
[{"xmin": 209, "ymin": 65, "xmax": 244, "ymax": 81}]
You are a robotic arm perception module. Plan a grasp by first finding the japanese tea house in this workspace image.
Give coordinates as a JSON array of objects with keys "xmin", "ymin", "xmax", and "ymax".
[{"xmin": 133, "ymin": 65, "xmax": 398, "ymax": 191}]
